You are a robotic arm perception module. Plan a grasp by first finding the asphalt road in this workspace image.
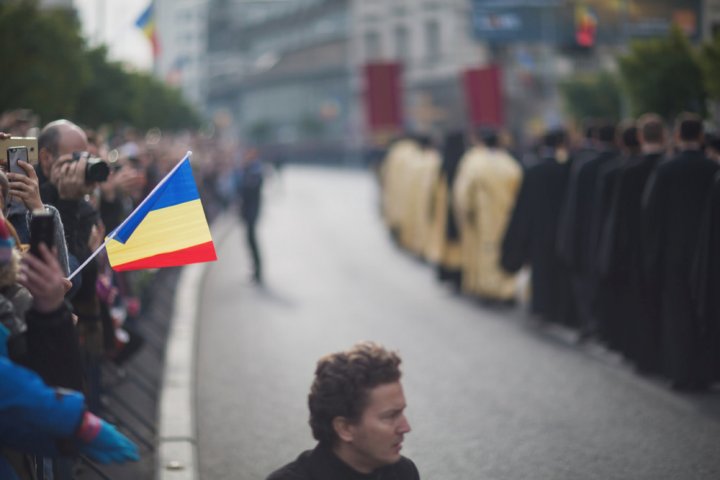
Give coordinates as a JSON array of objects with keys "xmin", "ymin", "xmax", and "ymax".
[{"xmin": 195, "ymin": 166, "xmax": 720, "ymax": 480}]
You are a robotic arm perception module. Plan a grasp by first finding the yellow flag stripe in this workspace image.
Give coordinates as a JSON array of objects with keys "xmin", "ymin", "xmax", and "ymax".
[{"xmin": 106, "ymin": 199, "xmax": 211, "ymax": 266}]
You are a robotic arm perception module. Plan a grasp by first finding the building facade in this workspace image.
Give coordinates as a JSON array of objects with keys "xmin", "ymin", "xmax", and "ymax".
[{"xmin": 156, "ymin": 0, "xmax": 209, "ymax": 109}]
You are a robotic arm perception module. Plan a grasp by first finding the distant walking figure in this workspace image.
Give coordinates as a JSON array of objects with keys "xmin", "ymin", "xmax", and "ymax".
[{"xmin": 236, "ymin": 147, "xmax": 263, "ymax": 284}]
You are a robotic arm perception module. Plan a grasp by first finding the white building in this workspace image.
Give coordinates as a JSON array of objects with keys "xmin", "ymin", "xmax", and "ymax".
[
  {"xmin": 156, "ymin": 0, "xmax": 209, "ymax": 109},
  {"xmin": 351, "ymin": 0, "xmax": 487, "ymax": 136}
]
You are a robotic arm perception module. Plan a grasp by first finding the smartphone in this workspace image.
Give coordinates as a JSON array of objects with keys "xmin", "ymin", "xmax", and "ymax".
[
  {"xmin": 7, "ymin": 146, "xmax": 28, "ymax": 175},
  {"xmin": 29, "ymin": 210, "xmax": 55, "ymax": 258},
  {"xmin": 0, "ymin": 137, "xmax": 38, "ymax": 170}
]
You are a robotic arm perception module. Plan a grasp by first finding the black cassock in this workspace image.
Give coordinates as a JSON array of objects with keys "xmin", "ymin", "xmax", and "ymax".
[
  {"xmin": 556, "ymin": 148, "xmax": 618, "ymax": 332},
  {"xmin": 642, "ymin": 149, "xmax": 719, "ymax": 387},
  {"xmin": 502, "ymin": 153, "xmax": 575, "ymax": 326},
  {"xmin": 597, "ymin": 153, "xmax": 664, "ymax": 372},
  {"xmin": 588, "ymin": 155, "xmax": 627, "ymax": 349},
  {"xmin": 692, "ymin": 172, "xmax": 720, "ymax": 380}
]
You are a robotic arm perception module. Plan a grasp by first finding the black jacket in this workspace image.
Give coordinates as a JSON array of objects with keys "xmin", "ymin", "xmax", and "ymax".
[{"xmin": 267, "ymin": 444, "xmax": 420, "ymax": 480}]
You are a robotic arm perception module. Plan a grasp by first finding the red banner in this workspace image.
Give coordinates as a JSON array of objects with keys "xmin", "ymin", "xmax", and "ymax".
[
  {"xmin": 364, "ymin": 63, "xmax": 403, "ymax": 134},
  {"xmin": 463, "ymin": 66, "xmax": 504, "ymax": 128}
]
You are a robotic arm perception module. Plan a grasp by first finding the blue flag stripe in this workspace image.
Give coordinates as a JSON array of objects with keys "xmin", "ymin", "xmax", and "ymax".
[{"xmin": 114, "ymin": 157, "xmax": 199, "ymax": 243}]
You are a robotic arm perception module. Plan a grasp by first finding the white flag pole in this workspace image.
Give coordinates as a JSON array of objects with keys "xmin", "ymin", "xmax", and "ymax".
[{"xmin": 66, "ymin": 151, "xmax": 193, "ymax": 281}]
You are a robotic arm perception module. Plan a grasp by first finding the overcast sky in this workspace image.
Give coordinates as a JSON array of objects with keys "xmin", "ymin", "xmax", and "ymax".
[{"xmin": 74, "ymin": 0, "xmax": 153, "ymax": 71}]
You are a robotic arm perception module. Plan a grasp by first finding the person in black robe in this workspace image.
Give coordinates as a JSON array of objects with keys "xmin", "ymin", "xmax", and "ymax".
[
  {"xmin": 556, "ymin": 121, "xmax": 618, "ymax": 339},
  {"xmin": 694, "ymin": 136, "xmax": 720, "ymax": 372},
  {"xmin": 502, "ymin": 129, "xmax": 575, "ymax": 326},
  {"xmin": 591, "ymin": 123, "xmax": 640, "ymax": 352},
  {"xmin": 692, "ymin": 169, "xmax": 720, "ymax": 380},
  {"xmin": 435, "ymin": 130, "xmax": 466, "ymax": 288},
  {"xmin": 597, "ymin": 114, "xmax": 667, "ymax": 373},
  {"xmin": 642, "ymin": 113, "xmax": 719, "ymax": 391}
]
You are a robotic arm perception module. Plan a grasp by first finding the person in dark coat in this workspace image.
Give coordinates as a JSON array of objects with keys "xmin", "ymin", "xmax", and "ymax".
[
  {"xmin": 433, "ymin": 130, "xmax": 466, "ymax": 288},
  {"xmin": 501, "ymin": 129, "xmax": 576, "ymax": 326},
  {"xmin": 236, "ymin": 147, "xmax": 264, "ymax": 284},
  {"xmin": 591, "ymin": 123, "xmax": 640, "ymax": 352},
  {"xmin": 556, "ymin": 121, "xmax": 618, "ymax": 339},
  {"xmin": 692, "ymin": 169, "xmax": 720, "ymax": 380},
  {"xmin": 266, "ymin": 342, "xmax": 419, "ymax": 480},
  {"xmin": 597, "ymin": 114, "xmax": 667, "ymax": 373},
  {"xmin": 642, "ymin": 113, "xmax": 719, "ymax": 391}
]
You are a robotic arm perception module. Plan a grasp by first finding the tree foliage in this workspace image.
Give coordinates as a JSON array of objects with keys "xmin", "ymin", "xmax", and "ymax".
[
  {"xmin": 618, "ymin": 25, "xmax": 706, "ymax": 120},
  {"xmin": 699, "ymin": 33, "xmax": 720, "ymax": 101},
  {"xmin": 0, "ymin": 1, "xmax": 200, "ymax": 130},
  {"xmin": 559, "ymin": 71, "xmax": 622, "ymax": 122}
]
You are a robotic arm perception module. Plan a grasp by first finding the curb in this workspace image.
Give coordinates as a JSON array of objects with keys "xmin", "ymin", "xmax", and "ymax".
[{"xmin": 156, "ymin": 212, "xmax": 236, "ymax": 480}]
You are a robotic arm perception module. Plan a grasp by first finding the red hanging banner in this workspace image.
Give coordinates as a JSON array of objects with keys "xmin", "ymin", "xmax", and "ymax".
[
  {"xmin": 363, "ymin": 63, "xmax": 404, "ymax": 135},
  {"xmin": 463, "ymin": 65, "xmax": 504, "ymax": 128}
]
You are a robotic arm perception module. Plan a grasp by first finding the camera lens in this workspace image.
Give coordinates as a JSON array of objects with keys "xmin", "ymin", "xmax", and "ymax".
[{"xmin": 85, "ymin": 157, "xmax": 110, "ymax": 183}]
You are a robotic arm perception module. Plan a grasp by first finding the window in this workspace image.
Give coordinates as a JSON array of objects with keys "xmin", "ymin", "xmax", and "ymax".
[
  {"xmin": 394, "ymin": 25, "xmax": 409, "ymax": 62},
  {"xmin": 425, "ymin": 19, "xmax": 440, "ymax": 62},
  {"xmin": 365, "ymin": 30, "xmax": 381, "ymax": 60}
]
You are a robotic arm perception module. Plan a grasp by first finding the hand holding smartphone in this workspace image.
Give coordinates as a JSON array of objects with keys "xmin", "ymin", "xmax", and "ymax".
[
  {"xmin": 7, "ymin": 146, "xmax": 28, "ymax": 175},
  {"xmin": 29, "ymin": 210, "xmax": 54, "ymax": 259}
]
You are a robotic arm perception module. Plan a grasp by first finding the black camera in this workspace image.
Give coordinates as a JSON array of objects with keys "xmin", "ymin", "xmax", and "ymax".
[{"xmin": 71, "ymin": 151, "xmax": 110, "ymax": 183}]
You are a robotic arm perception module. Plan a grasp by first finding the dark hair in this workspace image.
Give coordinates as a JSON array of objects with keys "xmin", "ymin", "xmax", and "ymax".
[
  {"xmin": 676, "ymin": 112, "xmax": 703, "ymax": 142},
  {"xmin": 543, "ymin": 129, "xmax": 567, "ymax": 149},
  {"xmin": 638, "ymin": 113, "xmax": 664, "ymax": 144},
  {"xmin": 597, "ymin": 121, "xmax": 616, "ymax": 144},
  {"xmin": 477, "ymin": 127, "xmax": 499, "ymax": 148},
  {"xmin": 308, "ymin": 342, "xmax": 402, "ymax": 446},
  {"xmin": 617, "ymin": 121, "xmax": 640, "ymax": 151},
  {"xmin": 38, "ymin": 124, "xmax": 61, "ymax": 158}
]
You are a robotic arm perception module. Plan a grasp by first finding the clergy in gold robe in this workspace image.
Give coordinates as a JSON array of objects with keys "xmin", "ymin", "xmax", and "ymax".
[
  {"xmin": 453, "ymin": 129, "xmax": 523, "ymax": 300},
  {"xmin": 381, "ymin": 137, "xmax": 421, "ymax": 239},
  {"xmin": 399, "ymin": 137, "xmax": 441, "ymax": 256}
]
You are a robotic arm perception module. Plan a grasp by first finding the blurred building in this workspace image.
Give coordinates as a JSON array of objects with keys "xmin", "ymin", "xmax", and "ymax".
[
  {"xmin": 156, "ymin": 0, "xmax": 209, "ymax": 109},
  {"xmin": 204, "ymin": 0, "xmax": 490, "ymax": 162},
  {"xmin": 206, "ymin": 0, "xmax": 353, "ymax": 163},
  {"xmin": 351, "ymin": 0, "xmax": 487, "ymax": 145}
]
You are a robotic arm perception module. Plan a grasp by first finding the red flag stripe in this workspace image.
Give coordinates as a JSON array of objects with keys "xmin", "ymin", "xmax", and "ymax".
[{"xmin": 112, "ymin": 241, "xmax": 217, "ymax": 272}]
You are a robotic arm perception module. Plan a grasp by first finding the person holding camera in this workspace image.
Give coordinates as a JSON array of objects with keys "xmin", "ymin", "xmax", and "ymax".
[{"xmin": 37, "ymin": 120, "xmax": 109, "ymax": 414}]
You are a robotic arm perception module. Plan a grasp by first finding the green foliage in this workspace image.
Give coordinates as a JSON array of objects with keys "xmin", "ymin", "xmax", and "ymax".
[
  {"xmin": 0, "ymin": 2, "xmax": 89, "ymax": 122},
  {"xmin": 559, "ymin": 72, "xmax": 622, "ymax": 122},
  {"xmin": 699, "ymin": 33, "xmax": 720, "ymax": 101},
  {"xmin": 0, "ymin": 1, "xmax": 200, "ymax": 130},
  {"xmin": 618, "ymin": 25, "xmax": 706, "ymax": 120}
]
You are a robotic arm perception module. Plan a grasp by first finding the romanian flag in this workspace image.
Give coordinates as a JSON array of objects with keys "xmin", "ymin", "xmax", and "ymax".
[
  {"xmin": 135, "ymin": 2, "xmax": 160, "ymax": 59},
  {"xmin": 106, "ymin": 153, "xmax": 216, "ymax": 271}
]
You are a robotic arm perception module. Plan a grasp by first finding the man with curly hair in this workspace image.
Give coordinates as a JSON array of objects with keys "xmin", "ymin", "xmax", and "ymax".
[{"xmin": 267, "ymin": 341, "xmax": 419, "ymax": 479}]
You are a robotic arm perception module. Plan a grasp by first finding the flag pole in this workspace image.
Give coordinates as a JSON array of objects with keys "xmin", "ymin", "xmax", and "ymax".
[
  {"xmin": 66, "ymin": 151, "xmax": 193, "ymax": 281},
  {"xmin": 68, "ymin": 234, "xmax": 117, "ymax": 281}
]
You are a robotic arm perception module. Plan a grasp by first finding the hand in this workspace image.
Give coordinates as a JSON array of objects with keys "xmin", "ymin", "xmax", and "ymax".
[
  {"xmin": 7, "ymin": 160, "xmax": 43, "ymax": 211},
  {"xmin": 88, "ymin": 222, "xmax": 105, "ymax": 252},
  {"xmin": 76, "ymin": 412, "xmax": 139, "ymax": 464},
  {"xmin": 18, "ymin": 244, "xmax": 65, "ymax": 313},
  {"xmin": 55, "ymin": 156, "xmax": 87, "ymax": 200}
]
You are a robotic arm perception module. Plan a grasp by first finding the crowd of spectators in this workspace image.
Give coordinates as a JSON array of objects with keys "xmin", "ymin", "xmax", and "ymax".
[{"xmin": 0, "ymin": 108, "xmax": 235, "ymax": 480}]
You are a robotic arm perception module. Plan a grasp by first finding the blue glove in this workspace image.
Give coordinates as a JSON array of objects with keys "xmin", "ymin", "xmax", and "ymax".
[{"xmin": 77, "ymin": 413, "xmax": 139, "ymax": 464}]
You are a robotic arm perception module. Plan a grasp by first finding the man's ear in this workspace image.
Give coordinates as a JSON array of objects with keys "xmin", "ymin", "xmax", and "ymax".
[
  {"xmin": 332, "ymin": 417, "xmax": 355, "ymax": 443},
  {"xmin": 38, "ymin": 147, "xmax": 52, "ymax": 178}
]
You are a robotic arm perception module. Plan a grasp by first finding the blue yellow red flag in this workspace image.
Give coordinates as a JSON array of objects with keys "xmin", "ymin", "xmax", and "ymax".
[
  {"xmin": 135, "ymin": 2, "xmax": 160, "ymax": 59},
  {"xmin": 105, "ymin": 152, "xmax": 217, "ymax": 271}
]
